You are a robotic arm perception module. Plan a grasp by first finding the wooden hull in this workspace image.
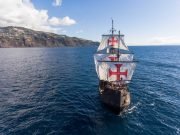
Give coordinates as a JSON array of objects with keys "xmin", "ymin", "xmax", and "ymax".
[{"xmin": 99, "ymin": 81, "xmax": 130, "ymax": 113}]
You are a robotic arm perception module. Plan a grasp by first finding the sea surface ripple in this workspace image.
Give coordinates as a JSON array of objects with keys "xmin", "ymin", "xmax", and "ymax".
[{"xmin": 0, "ymin": 46, "xmax": 179, "ymax": 135}]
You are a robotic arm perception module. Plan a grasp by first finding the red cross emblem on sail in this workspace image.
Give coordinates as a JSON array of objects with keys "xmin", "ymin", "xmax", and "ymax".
[
  {"xmin": 108, "ymin": 36, "xmax": 118, "ymax": 46},
  {"xmin": 109, "ymin": 64, "xmax": 128, "ymax": 81},
  {"xmin": 108, "ymin": 56, "xmax": 118, "ymax": 61}
]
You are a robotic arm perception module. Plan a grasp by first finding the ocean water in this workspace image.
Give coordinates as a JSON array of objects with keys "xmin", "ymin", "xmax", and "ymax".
[{"xmin": 0, "ymin": 46, "xmax": 179, "ymax": 135}]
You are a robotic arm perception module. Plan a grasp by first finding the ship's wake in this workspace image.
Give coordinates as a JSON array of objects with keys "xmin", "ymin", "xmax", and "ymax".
[
  {"xmin": 118, "ymin": 102, "xmax": 141, "ymax": 116},
  {"xmin": 127, "ymin": 102, "xmax": 141, "ymax": 113}
]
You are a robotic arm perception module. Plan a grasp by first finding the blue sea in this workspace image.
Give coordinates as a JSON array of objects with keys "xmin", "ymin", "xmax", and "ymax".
[{"xmin": 0, "ymin": 46, "xmax": 179, "ymax": 135}]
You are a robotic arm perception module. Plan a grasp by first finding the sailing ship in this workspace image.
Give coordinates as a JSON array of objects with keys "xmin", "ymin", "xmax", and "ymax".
[{"xmin": 94, "ymin": 20, "xmax": 137, "ymax": 113}]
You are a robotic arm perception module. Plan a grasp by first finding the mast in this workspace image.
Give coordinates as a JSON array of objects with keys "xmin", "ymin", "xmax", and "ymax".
[
  {"xmin": 118, "ymin": 30, "xmax": 120, "ymax": 60},
  {"xmin": 106, "ymin": 19, "xmax": 115, "ymax": 80},
  {"xmin": 112, "ymin": 19, "xmax": 114, "ymax": 35},
  {"xmin": 110, "ymin": 19, "xmax": 116, "ymax": 35},
  {"xmin": 94, "ymin": 20, "xmax": 136, "ymax": 83}
]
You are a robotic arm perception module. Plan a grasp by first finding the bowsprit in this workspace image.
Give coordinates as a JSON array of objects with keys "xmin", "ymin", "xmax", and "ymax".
[{"xmin": 94, "ymin": 20, "xmax": 137, "ymax": 114}]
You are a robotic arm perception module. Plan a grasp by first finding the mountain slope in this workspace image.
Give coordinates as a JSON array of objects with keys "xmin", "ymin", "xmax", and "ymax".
[{"xmin": 0, "ymin": 26, "xmax": 99, "ymax": 48}]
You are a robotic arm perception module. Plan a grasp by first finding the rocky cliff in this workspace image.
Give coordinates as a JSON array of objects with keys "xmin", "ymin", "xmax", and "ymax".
[{"xmin": 0, "ymin": 26, "xmax": 99, "ymax": 48}]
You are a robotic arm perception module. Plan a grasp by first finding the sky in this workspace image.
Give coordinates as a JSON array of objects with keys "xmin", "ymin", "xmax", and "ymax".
[{"xmin": 0, "ymin": 0, "xmax": 180, "ymax": 45}]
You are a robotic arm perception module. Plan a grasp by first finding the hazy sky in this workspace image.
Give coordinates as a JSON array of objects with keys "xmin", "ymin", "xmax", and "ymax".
[{"xmin": 0, "ymin": 0, "xmax": 180, "ymax": 45}]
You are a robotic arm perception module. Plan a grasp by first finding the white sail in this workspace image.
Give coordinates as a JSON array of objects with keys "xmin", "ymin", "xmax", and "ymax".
[
  {"xmin": 94, "ymin": 26, "xmax": 136, "ymax": 84},
  {"xmin": 107, "ymin": 62, "xmax": 136, "ymax": 82},
  {"xmin": 97, "ymin": 36, "xmax": 109, "ymax": 51},
  {"xmin": 94, "ymin": 59, "xmax": 136, "ymax": 83},
  {"xmin": 97, "ymin": 35, "xmax": 128, "ymax": 52},
  {"xmin": 94, "ymin": 54, "xmax": 136, "ymax": 83}
]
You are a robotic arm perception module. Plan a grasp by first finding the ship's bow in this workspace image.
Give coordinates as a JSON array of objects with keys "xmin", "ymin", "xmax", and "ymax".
[{"xmin": 99, "ymin": 81, "xmax": 130, "ymax": 113}]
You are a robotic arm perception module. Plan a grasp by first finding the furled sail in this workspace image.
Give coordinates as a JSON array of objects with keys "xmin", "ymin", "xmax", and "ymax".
[{"xmin": 94, "ymin": 54, "xmax": 134, "ymax": 62}]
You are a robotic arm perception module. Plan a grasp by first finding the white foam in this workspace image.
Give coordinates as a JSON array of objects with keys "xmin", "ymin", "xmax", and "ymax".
[{"xmin": 126, "ymin": 102, "xmax": 141, "ymax": 114}]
